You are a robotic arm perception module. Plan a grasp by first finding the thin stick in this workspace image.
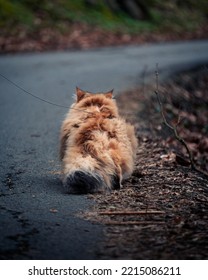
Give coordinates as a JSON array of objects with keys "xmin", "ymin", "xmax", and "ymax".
[
  {"xmin": 99, "ymin": 211, "xmax": 165, "ymax": 215},
  {"xmin": 154, "ymin": 64, "xmax": 208, "ymax": 177},
  {"xmin": 155, "ymin": 89, "xmax": 195, "ymax": 168},
  {"xmin": 105, "ymin": 221, "xmax": 165, "ymax": 226}
]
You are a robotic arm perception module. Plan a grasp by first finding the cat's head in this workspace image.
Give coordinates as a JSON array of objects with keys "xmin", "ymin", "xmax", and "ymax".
[
  {"xmin": 76, "ymin": 87, "xmax": 114, "ymax": 103},
  {"xmin": 74, "ymin": 87, "xmax": 118, "ymax": 118}
]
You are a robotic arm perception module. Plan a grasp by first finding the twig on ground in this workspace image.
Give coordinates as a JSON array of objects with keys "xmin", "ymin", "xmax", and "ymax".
[
  {"xmin": 99, "ymin": 210, "xmax": 165, "ymax": 215},
  {"xmin": 104, "ymin": 221, "xmax": 165, "ymax": 226}
]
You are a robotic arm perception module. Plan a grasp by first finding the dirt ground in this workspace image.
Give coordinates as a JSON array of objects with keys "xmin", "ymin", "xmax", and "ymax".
[{"xmin": 81, "ymin": 67, "xmax": 208, "ymax": 259}]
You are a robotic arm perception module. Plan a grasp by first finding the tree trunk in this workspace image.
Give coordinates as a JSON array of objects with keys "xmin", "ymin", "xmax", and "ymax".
[
  {"xmin": 117, "ymin": 0, "xmax": 151, "ymax": 20},
  {"xmin": 85, "ymin": 0, "xmax": 152, "ymax": 20}
]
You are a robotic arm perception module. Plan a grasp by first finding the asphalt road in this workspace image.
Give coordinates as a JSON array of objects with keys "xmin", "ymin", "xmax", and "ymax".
[{"xmin": 1, "ymin": 40, "xmax": 208, "ymax": 259}]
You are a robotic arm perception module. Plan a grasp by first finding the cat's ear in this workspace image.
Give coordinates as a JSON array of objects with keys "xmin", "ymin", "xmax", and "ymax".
[
  {"xmin": 76, "ymin": 87, "xmax": 87, "ymax": 102},
  {"xmin": 104, "ymin": 89, "xmax": 114, "ymax": 99}
]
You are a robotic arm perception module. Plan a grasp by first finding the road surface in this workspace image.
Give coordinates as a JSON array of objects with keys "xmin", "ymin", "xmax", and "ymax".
[{"xmin": 0, "ymin": 40, "xmax": 208, "ymax": 259}]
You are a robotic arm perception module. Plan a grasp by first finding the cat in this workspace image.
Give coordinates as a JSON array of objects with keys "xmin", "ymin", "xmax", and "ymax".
[{"xmin": 59, "ymin": 87, "xmax": 138, "ymax": 194}]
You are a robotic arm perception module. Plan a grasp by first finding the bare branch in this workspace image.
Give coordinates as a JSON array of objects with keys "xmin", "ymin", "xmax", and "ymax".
[{"xmin": 154, "ymin": 64, "xmax": 208, "ymax": 177}]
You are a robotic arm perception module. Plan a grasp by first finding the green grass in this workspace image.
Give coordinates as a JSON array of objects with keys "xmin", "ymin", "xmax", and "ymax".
[
  {"xmin": 0, "ymin": 0, "xmax": 34, "ymax": 28},
  {"xmin": 0, "ymin": 0, "xmax": 207, "ymax": 35}
]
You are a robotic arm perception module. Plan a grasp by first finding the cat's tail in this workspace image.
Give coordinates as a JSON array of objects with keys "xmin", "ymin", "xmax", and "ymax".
[{"xmin": 63, "ymin": 170, "xmax": 120, "ymax": 194}]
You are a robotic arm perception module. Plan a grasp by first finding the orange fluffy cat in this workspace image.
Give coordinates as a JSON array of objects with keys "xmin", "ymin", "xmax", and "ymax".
[{"xmin": 60, "ymin": 87, "xmax": 138, "ymax": 194}]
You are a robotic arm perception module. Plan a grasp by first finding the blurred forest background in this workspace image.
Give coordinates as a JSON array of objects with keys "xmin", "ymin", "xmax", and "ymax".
[{"xmin": 0, "ymin": 0, "xmax": 208, "ymax": 51}]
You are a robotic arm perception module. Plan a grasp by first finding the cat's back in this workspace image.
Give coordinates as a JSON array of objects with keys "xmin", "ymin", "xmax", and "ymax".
[{"xmin": 60, "ymin": 88, "xmax": 138, "ymax": 193}]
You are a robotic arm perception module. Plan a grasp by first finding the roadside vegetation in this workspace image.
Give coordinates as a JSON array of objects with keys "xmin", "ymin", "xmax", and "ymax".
[
  {"xmin": 83, "ymin": 66, "xmax": 208, "ymax": 259},
  {"xmin": 0, "ymin": 0, "xmax": 208, "ymax": 33},
  {"xmin": 0, "ymin": 0, "xmax": 208, "ymax": 52}
]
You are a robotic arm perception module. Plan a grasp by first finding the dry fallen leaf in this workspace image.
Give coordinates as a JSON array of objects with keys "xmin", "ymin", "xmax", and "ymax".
[{"xmin": 50, "ymin": 208, "xmax": 58, "ymax": 213}]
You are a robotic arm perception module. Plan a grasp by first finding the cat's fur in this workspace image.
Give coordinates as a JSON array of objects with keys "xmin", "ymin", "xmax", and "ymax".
[{"xmin": 60, "ymin": 87, "xmax": 138, "ymax": 194}]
